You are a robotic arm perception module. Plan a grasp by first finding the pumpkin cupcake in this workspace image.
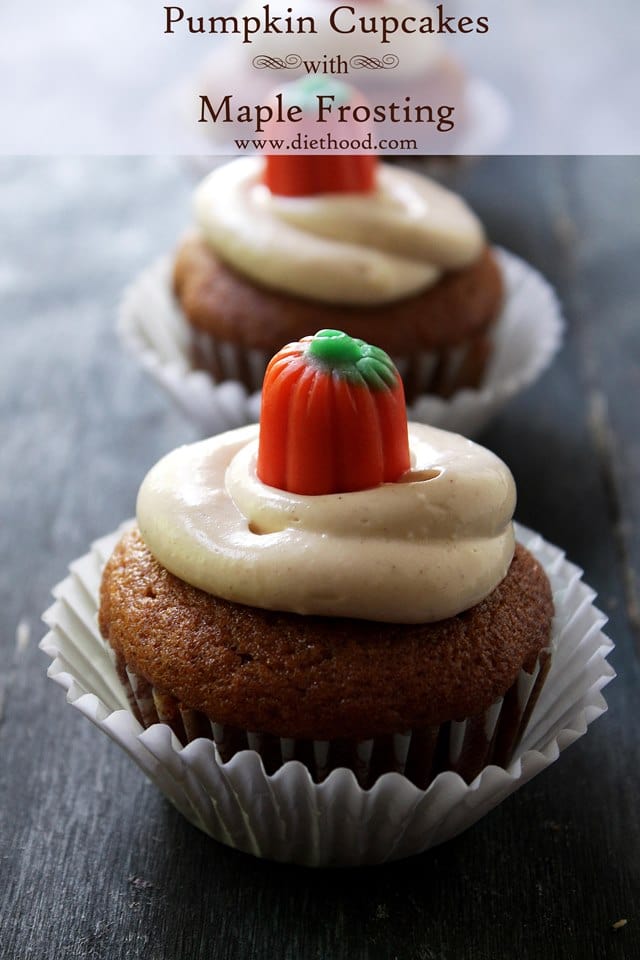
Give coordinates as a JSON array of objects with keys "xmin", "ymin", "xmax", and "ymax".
[
  {"xmin": 175, "ymin": 154, "xmax": 502, "ymax": 404},
  {"xmin": 174, "ymin": 79, "xmax": 503, "ymax": 404},
  {"xmin": 99, "ymin": 330, "xmax": 553, "ymax": 788}
]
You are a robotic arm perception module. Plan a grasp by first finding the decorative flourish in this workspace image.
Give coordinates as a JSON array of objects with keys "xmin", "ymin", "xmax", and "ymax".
[
  {"xmin": 252, "ymin": 54, "xmax": 303, "ymax": 70},
  {"xmin": 349, "ymin": 54, "xmax": 400, "ymax": 70}
]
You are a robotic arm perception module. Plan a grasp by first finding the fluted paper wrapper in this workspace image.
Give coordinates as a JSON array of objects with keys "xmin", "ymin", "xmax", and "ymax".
[
  {"xmin": 119, "ymin": 248, "xmax": 564, "ymax": 438},
  {"xmin": 112, "ymin": 649, "xmax": 552, "ymax": 790},
  {"xmin": 41, "ymin": 523, "xmax": 612, "ymax": 866}
]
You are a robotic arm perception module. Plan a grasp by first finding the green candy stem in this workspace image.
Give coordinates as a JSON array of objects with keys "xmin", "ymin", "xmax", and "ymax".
[
  {"xmin": 309, "ymin": 329, "xmax": 363, "ymax": 365},
  {"xmin": 280, "ymin": 76, "xmax": 352, "ymax": 114},
  {"xmin": 307, "ymin": 329, "xmax": 398, "ymax": 390}
]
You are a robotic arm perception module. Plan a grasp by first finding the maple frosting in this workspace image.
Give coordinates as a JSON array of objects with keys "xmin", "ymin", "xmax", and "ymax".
[
  {"xmin": 194, "ymin": 158, "xmax": 486, "ymax": 305},
  {"xmin": 136, "ymin": 422, "xmax": 516, "ymax": 624}
]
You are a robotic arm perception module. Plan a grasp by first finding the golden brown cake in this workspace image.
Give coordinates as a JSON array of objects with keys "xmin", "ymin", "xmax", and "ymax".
[
  {"xmin": 175, "ymin": 237, "xmax": 502, "ymax": 402},
  {"xmin": 101, "ymin": 530, "xmax": 552, "ymax": 785}
]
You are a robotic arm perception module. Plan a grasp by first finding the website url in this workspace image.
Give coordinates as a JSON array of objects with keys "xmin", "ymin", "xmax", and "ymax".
[{"xmin": 233, "ymin": 134, "xmax": 418, "ymax": 152}]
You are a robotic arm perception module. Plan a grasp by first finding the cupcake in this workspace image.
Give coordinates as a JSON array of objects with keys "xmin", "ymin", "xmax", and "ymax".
[
  {"xmin": 174, "ymin": 135, "xmax": 503, "ymax": 404},
  {"xmin": 121, "ymin": 146, "xmax": 563, "ymax": 438},
  {"xmin": 99, "ymin": 329, "xmax": 554, "ymax": 789}
]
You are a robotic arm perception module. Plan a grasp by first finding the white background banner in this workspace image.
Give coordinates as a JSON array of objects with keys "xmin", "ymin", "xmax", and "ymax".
[{"xmin": 1, "ymin": 0, "xmax": 638, "ymax": 154}]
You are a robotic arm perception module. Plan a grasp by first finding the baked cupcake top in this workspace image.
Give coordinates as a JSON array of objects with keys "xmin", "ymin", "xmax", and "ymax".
[
  {"xmin": 137, "ymin": 330, "xmax": 515, "ymax": 623},
  {"xmin": 193, "ymin": 148, "xmax": 485, "ymax": 306}
]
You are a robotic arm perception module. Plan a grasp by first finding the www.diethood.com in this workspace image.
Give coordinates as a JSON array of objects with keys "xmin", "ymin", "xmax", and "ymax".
[{"xmin": 234, "ymin": 134, "xmax": 418, "ymax": 151}]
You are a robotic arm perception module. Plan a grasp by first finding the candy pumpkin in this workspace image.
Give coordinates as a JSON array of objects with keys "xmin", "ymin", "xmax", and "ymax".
[
  {"xmin": 263, "ymin": 154, "xmax": 377, "ymax": 197},
  {"xmin": 261, "ymin": 77, "xmax": 377, "ymax": 197},
  {"xmin": 257, "ymin": 329, "xmax": 410, "ymax": 495}
]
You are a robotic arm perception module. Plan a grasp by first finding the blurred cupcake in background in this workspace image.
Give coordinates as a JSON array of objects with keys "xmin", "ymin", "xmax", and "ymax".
[
  {"xmin": 175, "ymin": 160, "xmax": 503, "ymax": 402},
  {"xmin": 175, "ymin": 80, "xmax": 504, "ymax": 402},
  {"xmin": 120, "ymin": 80, "xmax": 561, "ymax": 436}
]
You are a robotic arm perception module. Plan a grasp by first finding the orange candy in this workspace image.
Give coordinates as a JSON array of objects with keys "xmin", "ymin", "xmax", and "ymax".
[
  {"xmin": 261, "ymin": 78, "xmax": 378, "ymax": 196},
  {"xmin": 263, "ymin": 155, "xmax": 378, "ymax": 197},
  {"xmin": 257, "ymin": 330, "xmax": 410, "ymax": 495}
]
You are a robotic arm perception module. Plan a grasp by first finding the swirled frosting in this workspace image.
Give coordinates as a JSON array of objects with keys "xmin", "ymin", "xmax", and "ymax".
[
  {"xmin": 194, "ymin": 158, "xmax": 485, "ymax": 305},
  {"xmin": 136, "ymin": 423, "xmax": 516, "ymax": 624}
]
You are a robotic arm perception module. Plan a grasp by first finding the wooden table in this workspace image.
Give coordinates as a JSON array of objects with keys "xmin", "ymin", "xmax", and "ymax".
[{"xmin": 1, "ymin": 157, "xmax": 637, "ymax": 959}]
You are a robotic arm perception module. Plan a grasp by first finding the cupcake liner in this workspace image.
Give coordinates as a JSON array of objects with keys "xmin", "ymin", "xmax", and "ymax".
[
  {"xmin": 189, "ymin": 324, "xmax": 493, "ymax": 406},
  {"xmin": 41, "ymin": 523, "xmax": 613, "ymax": 866},
  {"xmin": 112, "ymin": 644, "xmax": 551, "ymax": 790},
  {"xmin": 118, "ymin": 247, "xmax": 563, "ymax": 438}
]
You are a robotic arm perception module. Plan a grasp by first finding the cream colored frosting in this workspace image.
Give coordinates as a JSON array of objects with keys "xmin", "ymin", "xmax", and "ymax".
[
  {"xmin": 136, "ymin": 423, "xmax": 516, "ymax": 624},
  {"xmin": 194, "ymin": 158, "xmax": 485, "ymax": 305}
]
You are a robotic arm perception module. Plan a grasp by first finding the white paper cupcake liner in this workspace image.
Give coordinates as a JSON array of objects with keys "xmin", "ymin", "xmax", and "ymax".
[
  {"xmin": 118, "ymin": 248, "xmax": 564, "ymax": 438},
  {"xmin": 188, "ymin": 325, "xmax": 494, "ymax": 407},
  {"xmin": 112, "ymin": 641, "xmax": 552, "ymax": 790},
  {"xmin": 41, "ymin": 523, "xmax": 613, "ymax": 867}
]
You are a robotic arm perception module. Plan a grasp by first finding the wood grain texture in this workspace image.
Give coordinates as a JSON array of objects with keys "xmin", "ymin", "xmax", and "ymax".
[{"xmin": 0, "ymin": 157, "xmax": 638, "ymax": 960}]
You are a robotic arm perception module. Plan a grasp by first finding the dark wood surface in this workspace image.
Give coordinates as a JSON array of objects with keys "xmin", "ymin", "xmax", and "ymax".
[{"xmin": 0, "ymin": 157, "xmax": 638, "ymax": 959}]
